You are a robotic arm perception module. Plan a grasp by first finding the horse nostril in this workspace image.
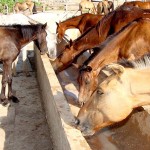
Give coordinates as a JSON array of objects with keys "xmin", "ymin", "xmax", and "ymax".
[
  {"xmin": 75, "ymin": 118, "xmax": 80, "ymax": 126},
  {"xmin": 79, "ymin": 101, "xmax": 85, "ymax": 107}
]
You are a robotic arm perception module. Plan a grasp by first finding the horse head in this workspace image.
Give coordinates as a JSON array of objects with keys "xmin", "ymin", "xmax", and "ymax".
[
  {"xmin": 75, "ymin": 63, "xmax": 132, "ymax": 136},
  {"xmin": 78, "ymin": 65, "xmax": 99, "ymax": 106},
  {"xmin": 56, "ymin": 21, "xmax": 64, "ymax": 43},
  {"xmin": 34, "ymin": 23, "xmax": 48, "ymax": 55}
]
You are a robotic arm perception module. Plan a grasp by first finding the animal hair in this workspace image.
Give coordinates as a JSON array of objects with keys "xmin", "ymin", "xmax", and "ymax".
[
  {"xmin": 0, "ymin": 24, "xmax": 43, "ymax": 40},
  {"xmin": 81, "ymin": 19, "xmax": 139, "ymax": 67},
  {"xmin": 119, "ymin": 54, "xmax": 150, "ymax": 69}
]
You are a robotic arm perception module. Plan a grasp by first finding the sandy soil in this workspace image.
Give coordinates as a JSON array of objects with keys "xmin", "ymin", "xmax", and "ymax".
[
  {"xmin": 57, "ymin": 65, "xmax": 150, "ymax": 150},
  {"xmin": 0, "ymin": 52, "xmax": 53, "ymax": 150}
]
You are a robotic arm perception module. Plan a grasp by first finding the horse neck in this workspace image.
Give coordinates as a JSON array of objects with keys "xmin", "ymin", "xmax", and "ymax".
[
  {"xmin": 18, "ymin": 26, "xmax": 37, "ymax": 47},
  {"xmin": 96, "ymin": 11, "xmax": 115, "ymax": 39},
  {"xmin": 86, "ymin": 20, "xmax": 137, "ymax": 74},
  {"xmin": 71, "ymin": 13, "xmax": 114, "ymax": 52},
  {"xmin": 73, "ymin": 26, "xmax": 100, "ymax": 52},
  {"xmin": 60, "ymin": 16, "xmax": 83, "ymax": 30},
  {"xmin": 124, "ymin": 68, "xmax": 150, "ymax": 107},
  {"xmin": 126, "ymin": 68, "xmax": 150, "ymax": 93}
]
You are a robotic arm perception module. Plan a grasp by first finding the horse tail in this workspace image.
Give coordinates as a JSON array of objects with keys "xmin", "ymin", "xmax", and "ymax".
[
  {"xmin": 93, "ymin": 4, "xmax": 97, "ymax": 14},
  {"xmin": 97, "ymin": 2, "xmax": 103, "ymax": 14},
  {"xmin": 32, "ymin": 2, "xmax": 37, "ymax": 14}
]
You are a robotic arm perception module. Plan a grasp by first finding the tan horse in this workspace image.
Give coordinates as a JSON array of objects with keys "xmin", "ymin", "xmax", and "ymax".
[
  {"xmin": 75, "ymin": 54, "xmax": 150, "ymax": 136},
  {"xmin": 13, "ymin": 1, "xmax": 37, "ymax": 14},
  {"xmin": 123, "ymin": 1, "xmax": 150, "ymax": 9},
  {"xmin": 79, "ymin": 0, "xmax": 97, "ymax": 14},
  {"xmin": 97, "ymin": 0, "xmax": 114, "ymax": 15}
]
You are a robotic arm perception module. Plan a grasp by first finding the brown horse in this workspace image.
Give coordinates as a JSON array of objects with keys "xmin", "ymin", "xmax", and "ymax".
[
  {"xmin": 123, "ymin": 1, "xmax": 150, "ymax": 9},
  {"xmin": 51, "ymin": 6, "xmax": 150, "ymax": 74},
  {"xmin": 79, "ymin": 0, "xmax": 97, "ymax": 15},
  {"xmin": 78, "ymin": 17, "xmax": 150, "ymax": 105},
  {"xmin": 13, "ymin": 1, "xmax": 37, "ymax": 14},
  {"xmin": 0, "ymin": 23, "xmax": 48, "ymax": 105},
  {"xmin": 76, "ymin": 54, "xmax": 150, "ymax": 136},
  {"xmin": 56, "ymin": 13, "xmax": 103, "ymax": 42},
  {"xmin": 97, "ymin": 0, "xmax": 114, "ymax": 15}
]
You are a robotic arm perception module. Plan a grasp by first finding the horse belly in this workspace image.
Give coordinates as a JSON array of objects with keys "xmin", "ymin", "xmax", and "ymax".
[
  {"xmin": 0, "ymin": 41, "xmax": 18, "ymax": 61},
  {"xmin": 19, "ymin": 3, "xmax": 28, "ymax": 11}
]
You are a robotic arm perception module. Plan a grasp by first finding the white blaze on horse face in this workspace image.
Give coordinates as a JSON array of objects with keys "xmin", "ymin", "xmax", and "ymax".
[{"xmin": 45, "ymin": 29, "xmax": 57, "ymax": 60}]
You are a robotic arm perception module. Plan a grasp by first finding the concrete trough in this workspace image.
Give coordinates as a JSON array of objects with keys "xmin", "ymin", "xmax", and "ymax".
[{"xmin": 35, "ymin": 47, "xmax": 91, "ymax": 150}]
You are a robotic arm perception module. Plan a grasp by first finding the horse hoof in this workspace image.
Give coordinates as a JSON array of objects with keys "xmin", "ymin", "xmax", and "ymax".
[
  {"xmin": 26, "ymin": 72, "xmax": 31, "ymax": 77},
  {"xmin": 12, "ymin": 73, "xmax": 18, "ymax": 77},
  {"xmin": 10, "ymin": 96, "xmax": 20, "ymax": 103},
  {"xmin": 1, "ymin": 100, "xmax": 9, "ymax": 106}
]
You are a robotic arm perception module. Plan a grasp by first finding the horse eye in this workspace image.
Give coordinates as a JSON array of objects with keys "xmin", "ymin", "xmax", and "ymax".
[
  {"xmin": 97, "ymin": 89, "xmax": 104, "ymax": 95},
  {"xmin": 85, "ymin": 80, "xmax": 90, "ymax": 85}
]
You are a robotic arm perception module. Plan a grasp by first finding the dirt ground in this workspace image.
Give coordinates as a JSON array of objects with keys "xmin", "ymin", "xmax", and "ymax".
[{"xmin": 0, "ymin": 52, "xmax": 53, "ymax": 150}]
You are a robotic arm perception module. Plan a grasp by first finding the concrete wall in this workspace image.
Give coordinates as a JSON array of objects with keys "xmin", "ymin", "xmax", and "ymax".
[{"xmin": 35, "ymin": 47, "xmax": 91, "ymax": 150}]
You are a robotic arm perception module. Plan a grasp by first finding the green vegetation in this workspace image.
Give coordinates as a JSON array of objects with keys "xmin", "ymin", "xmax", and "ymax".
[
  {"xmin": 0, "ymin": 0, "xmax": 45, "ymax": 14},
  {"xmin": 0, "ymin": 0, "xmax": 24, "ymax": 13}
]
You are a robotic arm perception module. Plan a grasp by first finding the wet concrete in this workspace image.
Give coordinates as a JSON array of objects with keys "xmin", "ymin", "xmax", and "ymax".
[{"xmin": 57, "ymin": 65, "xmax": 150, "ymax": 150}]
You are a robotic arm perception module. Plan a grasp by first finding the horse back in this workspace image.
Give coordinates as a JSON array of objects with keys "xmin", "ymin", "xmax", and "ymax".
[
  {"xmin": 119, "ymin": 18, "xmax": 150, "ymax": 59},
  {"xmin": 79, "ymin": 14, "xmax": 103, "ymax": 33},
  {"xmin": 123, "ymin": 1, "xmax": 150, "ymax": 9}
]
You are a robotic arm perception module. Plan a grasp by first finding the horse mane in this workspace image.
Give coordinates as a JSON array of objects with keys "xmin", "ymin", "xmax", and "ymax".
[
  {"xmin": 0, "ymin": 24, "xmax": 43, "ymax": 39},
  {"xmin": 96, "ymin": 9, "xmax": 115, "ymax": 36},
  {"xmin": 81, "ymin": 17, "xmax": 140, "ymax": 67},
  {"xmin": 20, "ymin": 25, "xmax": 38, "ymax": 39},
  {"xmin": 119, "ymin": 54, "xmax": 150, "ymax": 69},
  {"xmin": 74, "ymin": 25, "xmax": 95, "ymax": 42},
  {"xmin": 61, "ymin": 14, "xmax": 85, "ymax": 23}
]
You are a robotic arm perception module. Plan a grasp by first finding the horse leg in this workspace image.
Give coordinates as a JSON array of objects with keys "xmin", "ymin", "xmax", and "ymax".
[
  {"xmin": 0, "ymin": 61, "xmax": 9, "ymax": 105},
  {"xmin": 103, "ymin": 3, "xmax": 109, "ymax": 15},
  {"xmin": 6, "ymin": 61, "xmax": 19, "ymax": 103},
  {"xmin": 12, "ymin": 55, "xmax": 18, "ymax": 77},
  {"xmin": 22, "ymin": 48, "xmax": 30, "ymax": 77}
]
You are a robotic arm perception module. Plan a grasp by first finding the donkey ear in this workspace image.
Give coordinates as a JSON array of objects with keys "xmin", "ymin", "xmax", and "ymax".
[{"xmin": 107, "ymin": 64, "xmax": 125, "ymax": 75}]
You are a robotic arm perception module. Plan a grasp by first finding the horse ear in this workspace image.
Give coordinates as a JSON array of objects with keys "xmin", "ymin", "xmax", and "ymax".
[
  {"xmin": 28, "ymin": 21, "xmax": 36, "ymax": 25},
  {"xmin": 43, "ymin": 23, "xmax": 47, "ymax": 28},
  {"xmin": 107, "ymin": 64, "xmax": 125, "ymax": 75},
  {"xmin": 101, "ymin": 69, "xmax": 112, "ymax": 77},
  {"xmin": 72, "ymin": 63, "xmax": 81, "ymax": 69},
  {"xmin": 56, "ymin": 22, "xmax": 59, "ymax": 26},
  {"xmin": 69, "ymin": 39, "xmax": 73, "ymax": 47}
]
